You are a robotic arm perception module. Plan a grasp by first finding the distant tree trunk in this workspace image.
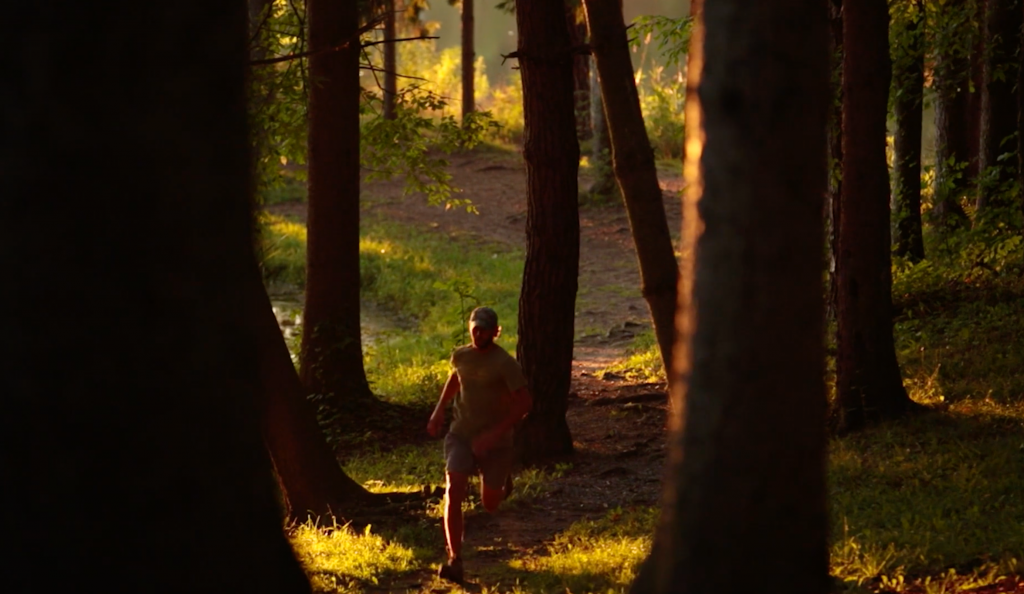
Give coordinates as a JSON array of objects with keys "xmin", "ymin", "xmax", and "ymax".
[
  {"xmin": 513, "ymin": 0, "xmax": 580, "ymax": 463},
  {"xmin": 891, "ymin": 0, "xmax": 926, "ymax": 262},
  {"xmin": 1019, "ymin": 7, "xmax": 1024, "ymax": 215},
  {"xmin": 384, "ymin": 0, "xmax": 398, "ymax": 120},
  {"xmin": 567, "ymin": 1, "xmax": 592, "ymax": 140},
  {"xmin": 588, "ymin": 62, "xmax": 619, "ymax": 201},
  {"xmin": 837, "ymin": 0, "xmax": 918, "ymax": 431},
  {"xmin": 827, "ymin": 0, "xmax": 843, "ymax": 322},
  {"xmin": 977, "ymin": 0, "xmax": 1022, "ymax": 214},
  {"xmin": 967, "ymin": 0, "xmax": 987, "ymax": 183},
  {"xmin": 248, "ymin": 265, "xmax": 371, "ymax": 521},
  {"xmin": 303, "ymin": 0, "xmax": 377, "ymax": 413},
  {"xmin": 1, "ymin": 3, "xmax": 310, "ymax": 591},
  {"xmin": 462, "ymin": 0, "xmax": 475, "ymax": 120},
  {"xmin": 640, "ymin": 0, "xmax": 830, "ymax": 591},
  {"xmin": 583, "ymin": 0, "xmax": 678, "ymax": 376},
  {"xmin": 931, "ymin": 0, "xmax": 971, "ymax": 231}
]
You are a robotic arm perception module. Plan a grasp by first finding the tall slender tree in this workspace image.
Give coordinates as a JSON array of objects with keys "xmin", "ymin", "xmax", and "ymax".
[
  {"xmin": 891, "ymin": 0, "xmax": 926, "ymax": 262},
  {"xmin": 448, "ymin": 0, "xmax": 475, "ymax": 121},
  {"xmin": 967, "ymin": 0, "xmax": 987, "ymax": 183},
  {"xmin": 2, "ymin": 3, "xmax": 310, "ymax": 591},
  {"xmin": 640, "ymin": 0, "xmax": 830, "ymax": 591},
  {"xmin": 827, "ymin": 0, "xmax": 844, "ymax": 322},
  {"xmin": 567, "ymin": 0, "xmax": 592, "ymax": 140},
  {"xmin": 930, "ymin": 0, "xmax": 971, "ymax": 230},
  {"xmin": 583, "ymin": 0, "xmax": 679, "ymax": 375},
  {"xmin": 836, "ymin": 0, "xmax": 919, "ymax": 431},
  {"xmin": 302, "ymin": 0, "xmax": 376, "ymax": 412},
  {"xmin": 383, "ymin": 0, "xmax": 399, "ymax": 120},
  {"xmin": 513, "ymin": 0, "xmax": 581, "ymax": 462},
  {"xmin": 976, "ymin": 0, "xmax": 1022, "ymax": 214},
  {"xmin": 588, "ymin": 60, "xmax": 620, "ymax": 202}
]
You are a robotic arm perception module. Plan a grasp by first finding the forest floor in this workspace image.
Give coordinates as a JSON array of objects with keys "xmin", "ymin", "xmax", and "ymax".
[{"xmin": 269, "ymin": 146, "xmax": 1024, "ymax": 594}]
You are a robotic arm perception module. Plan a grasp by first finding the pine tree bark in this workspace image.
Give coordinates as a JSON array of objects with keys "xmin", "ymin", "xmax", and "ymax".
[
  {"xmin": 837, "ymin": 0, "xmax": 918, "ymax": 431},
  {"xmin": 1, "ymin": 3, "xmax": 309, "ymax": 591},
  {"xmin": 977, "ymin": 0, "xmax": 1022, "ymax": 214},
  {"xmin": 384, "ymin": 0, "xmax": 398, "ymax": 120},
  {"xmin": 827, "ymin": 0, "xmax": 844, "ymax": 322},
  {"xmin": 967, "ymin": 0, "xmax": 987, "ymax": 183},
  {"xmin": 583, "ymin": 0, "xmax": 678, "ymax": 376},
  {"xmin": 931, "ymin": 0, "xmax": 971, "ymax": 231},
  {"xmin": 462, "ymin": 0, "xmax": 475, "ymax": 120},
  {"xmin": 892, "ymin": 0, "xmax": 926, "ymax": 262},
  {"xmin": 513, "ymin": 0, "xmax": 580, "ymax": 463},
  {"xmin": 248, "ymin": 264, "xmax": 371, "ymax": 521},
  {"xmin": 641, "ymin": 1, "xmax": 830, "ymax": 591},
  {"xmin": 302, "ymin": 0, "xmax": 376, "ymax": 412}
]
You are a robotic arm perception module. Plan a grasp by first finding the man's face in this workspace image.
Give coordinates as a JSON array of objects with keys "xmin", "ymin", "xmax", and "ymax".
[{"xmin": 470, "ymin": 322, "xmax": 497, "ymax": 349}]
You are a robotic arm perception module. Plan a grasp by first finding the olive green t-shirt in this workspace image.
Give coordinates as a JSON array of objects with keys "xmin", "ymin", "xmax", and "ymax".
[{"xmin": 449, "ymin": 343, "xmax": 529, "ymax": 447}]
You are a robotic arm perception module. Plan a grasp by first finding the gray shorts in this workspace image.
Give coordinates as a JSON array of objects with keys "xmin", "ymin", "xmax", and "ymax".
[{"xmin": 444, "ymin": 432, "xmax": 514, "ymax": 490}]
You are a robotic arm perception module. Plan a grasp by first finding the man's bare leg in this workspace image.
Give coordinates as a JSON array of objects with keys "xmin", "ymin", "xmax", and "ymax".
[{"xmin": 440, "ymin": 471, "xmax": 468, "ymax": 583}]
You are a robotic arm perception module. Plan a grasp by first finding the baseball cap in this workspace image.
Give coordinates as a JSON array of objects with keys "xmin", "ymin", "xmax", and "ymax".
[{"xmin": 469, "ymin": 306, "xmax": 498, "ymax": 329}]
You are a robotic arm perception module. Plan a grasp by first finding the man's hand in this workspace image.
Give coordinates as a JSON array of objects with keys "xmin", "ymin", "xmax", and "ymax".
[{"xmin": 427, "ymin": 408, "xmax": 445, "ymax": 438}]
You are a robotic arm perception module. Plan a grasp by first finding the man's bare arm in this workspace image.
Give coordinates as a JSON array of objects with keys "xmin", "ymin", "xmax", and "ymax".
[{"xmin": 427, "ymin": 372, "xmax": 461, "ymax": 437}]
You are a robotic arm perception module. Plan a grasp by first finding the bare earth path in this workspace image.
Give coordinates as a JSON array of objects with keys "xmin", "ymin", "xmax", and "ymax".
[{"xmin": 270, "ymin": 148, "xmax": 684, "ymax": 592}]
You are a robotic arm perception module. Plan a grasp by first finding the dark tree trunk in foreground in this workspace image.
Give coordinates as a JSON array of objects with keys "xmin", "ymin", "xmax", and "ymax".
[
  {"xmin": 567, "ymin": 1, "xmax": 592, "ymax": 140},
  {"xmin": 588, "ymin": 61, "xmax": 619, "ymax": 202},
  {"xmin": 931, "ymin": 0, "xmax": 971, "ymax": 231},
  {"xmin": 461, "ymin": 0, "xmax": 475, "ymax": 120},
  {"xmin": 249, "ymin": 266, "xmax": 371, "ymax": 521},
  {"xmin": 977, "ymin": 0, "xmax": 1022, "ymax": 214},
  {"xmin": 1, "ymin": 3, "xmax": 309, "ymax": 591},
  {"xmin": 302, "ymin": 0, "xmax": 376, "ymax": 413},
  {"xmin": 583, "ymin": 0, "xmax": 678, "ymax": 376},
  {"xmin": 827, "ymin": 0, "xmax": 844, "ymax": 322},
  {"xmin": 837, "ymin": 0, "xmax": 917, "ymax": 431},
  {"xmin": 891, "ymin": 0, "xmax": 926, "ymax": 262},
  {"xmin": 640, "ymin": 1, "xmax": 830, "ymax": 591},
  {"xmin": 383, "ymin": 0, "xmax": 398, "ymax": 120},
  {"xmin": 513, "ymin": 0, "xmax": 580, "ymax": 462}
]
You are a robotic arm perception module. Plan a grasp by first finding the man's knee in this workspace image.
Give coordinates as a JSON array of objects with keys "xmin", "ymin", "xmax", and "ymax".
[{"xmin": 481, "ymin": 486, "xmax": 504, "ymax": 513}]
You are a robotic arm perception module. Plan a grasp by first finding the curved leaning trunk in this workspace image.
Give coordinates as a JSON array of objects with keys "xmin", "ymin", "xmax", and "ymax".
[{"xmin": 583, "ymin": 0, "xmax": 679, "ymax": 377}]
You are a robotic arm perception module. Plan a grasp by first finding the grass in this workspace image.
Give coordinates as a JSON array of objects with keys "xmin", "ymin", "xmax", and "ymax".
[
  {"xmin": 263, "ymin": 175, "xmax": 1024, "ymax": 592},
  {"xmin": 259, "ymin": 209, "xmax": 524, "ymax": 407}
]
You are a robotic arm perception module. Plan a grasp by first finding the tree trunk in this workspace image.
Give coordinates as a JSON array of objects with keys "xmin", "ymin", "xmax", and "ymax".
[
  {"xmin": 827, "ymin": 0, "xmax": 844, "ymax": 322},
  {"xmin": 302, "ymin": 0, "xmax": 376, "ymax": 414},
  {"xmin": 1, "ymin": 3, "xmax": 309, "ymax": 591},
  {"xmin": 836, "ymin": 0, "xmax": 918, "ymax": 432},
  {"xmin": 567, "ymin": 1, "xmax": 592, "ymax": 140},
  {"xmin": 249, "ymin": 264, "xmax": 371, "ymax": 522},
  {"xmin": 384, "ymin": 0, "xmax": 398, "ymax": 120},
  {"xmin": 931, "ymin": 0, "xmax": 971, "ymax": 231},
  {"xmin": 977, "ymin": 0, "xmax": 1022, "ymax": 214},
  {"xmin": 631, "ymin": 1, "xmax": 703, "ymax": 587},
  {"xmin": 967, "ymin": 0, "xmax": 987, "ymax": 183},
  {"xmin": 642, "ymin": 1, "xmax": 830, "ymax": 591},
  {"xmin": 891, "ymin": 0, "xmax": 926, "ymax": 262},
  {"xmin": 588, "ymin": 61, "xmax": 620, "ymax": 202},
  {"xmin": 513, "ymin": 0, "xmax": 581, "ymax": 463},
  {"xmin": 583, "ymin": 0, "xmax": 678, "ymax": 376},
  {"xmin": 462, "ymin": 0, "xmax": 475, "ymax": 120}
]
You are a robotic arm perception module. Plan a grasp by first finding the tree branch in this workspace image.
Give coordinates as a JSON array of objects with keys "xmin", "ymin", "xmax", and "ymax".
[{"xmin": 250, "ymin": 16, "xmax": 384, "ymax": 67}]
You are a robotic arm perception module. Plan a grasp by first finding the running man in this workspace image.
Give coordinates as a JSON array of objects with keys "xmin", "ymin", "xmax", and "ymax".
[{"xmin": 426, "ymin": 306, "xmax": 533, "ymax": 585}]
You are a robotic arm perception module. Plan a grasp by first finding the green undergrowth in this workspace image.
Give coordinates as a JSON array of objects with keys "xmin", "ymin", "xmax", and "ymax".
[
  {"xmin": 259, "ymin": 208, "xmax": 524, "ymax": 406},
  {"xmin": 597, "ymin": 330, "xmax": 664, "ymax": 383}
]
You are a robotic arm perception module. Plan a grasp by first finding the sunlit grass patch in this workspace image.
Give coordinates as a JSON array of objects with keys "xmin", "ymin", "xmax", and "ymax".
[
  {"xmin": 290, "ymin": 520, "xmax": 417, "ymax": 593},
  {"xmin": 259, "ymin": 213, "xmax": 307, "ymax": 287},
  {"xmin": 597, "ymin": 330, "xmax": 664, "ymax": 383},
  {"xmin": 829, "ymin": 400, "xmax": 1024, "ymax": 590},
  {"xmin": 344, "ymin": 442, "xmax": 445, "ymax": 494},
  {"xmin": 505, "ymin": 507, "xmax": 656, "ymax": 594}
]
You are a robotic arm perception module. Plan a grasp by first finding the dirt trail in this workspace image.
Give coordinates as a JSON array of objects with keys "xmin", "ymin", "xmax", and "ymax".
[
  {"xmin": 270, "ymin": 148, "xmax": 684, "ymax": 592},
  {"xmin": 361, "ymin": 150, "xmax": 681, "ymax": 592}
]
